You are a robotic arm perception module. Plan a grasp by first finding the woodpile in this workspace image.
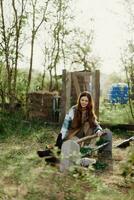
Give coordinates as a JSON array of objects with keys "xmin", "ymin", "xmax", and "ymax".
[{"xmin": 28, "ymin": 91, "xmax": 59, "ymax": 121}]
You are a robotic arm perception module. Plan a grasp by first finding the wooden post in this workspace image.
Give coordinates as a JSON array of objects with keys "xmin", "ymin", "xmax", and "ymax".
[
  {"xmin": 66, "ymin": 71, "xmax": 71, "ymax": 112},
  {"xmin": 92, "ymin": 70, "xmax": 100, "ymax": 119},
  {"xmin": 59, "ymin": 69, "xmax": 71, "ymax": 123},
  {"xmin": 84, "ymin": 72, "xmax": 91, "ymax": 91},
  {"xmin": 72, "ymin": 72, "xmax": 81, "ymax": 98}
]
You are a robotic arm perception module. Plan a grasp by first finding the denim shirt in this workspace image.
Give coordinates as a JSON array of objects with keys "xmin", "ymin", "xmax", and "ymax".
[{"xmin": 60, "ymin": 105, "xmax": 102, "ymax": 140}]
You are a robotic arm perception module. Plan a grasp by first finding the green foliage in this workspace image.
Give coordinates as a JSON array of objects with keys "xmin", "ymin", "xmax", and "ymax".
[
  {"xmin": 99, "ymin": 102, "xmax": 134, "ymax": 124},
  {"xmin": 16, "ymin": 69, "xmax": 28, "ymax": 101},
  {"xmin": 71, "ymin": 28, "xmax": 100, "ymax": 71},
  {"xmin": 80, "ymin": 146, "xmax": 93, "ymax": 156},
  {"xmin": 121, "ymin": 40, "xmax": 134, "ymax": 119},
  {"xmin": 16, "ymin": 69, "xmax": 53, "ymax": 102},
  {"xmin": 0, "ymin": 111, "xmax": 25, "ymax": 138},
  {"xmin": 93, "ymin": 160, "xmax": 108, "ymax": 170},
  {"xmin": 0, "ymin": 62, "xmax": 8, "ymax": 101},
  {"xmin": 0, "ymin": 111, "xmax": 57, "ymax": 141},
  {"xmin": 95, "ymin": 137, "xmax": 108, "ymax": 146}
]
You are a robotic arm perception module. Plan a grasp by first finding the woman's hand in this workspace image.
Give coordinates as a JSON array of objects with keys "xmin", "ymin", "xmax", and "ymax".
[{"xmin": 96, "ymin": 130, "xmax": 103, "ymax": 137}]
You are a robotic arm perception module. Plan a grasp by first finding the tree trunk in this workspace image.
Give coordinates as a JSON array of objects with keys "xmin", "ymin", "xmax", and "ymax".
[{"xmin": 0, "ymin": 0, "xmax": 12, "ymax": 103}]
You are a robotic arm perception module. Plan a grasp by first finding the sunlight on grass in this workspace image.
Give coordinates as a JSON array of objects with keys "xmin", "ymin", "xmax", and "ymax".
[
  {"xmin": 0, "ymin": 110, "xmax": 133, "ymax": 200},
  {"xmin": 0, "ymin": 128, "xmax": 133, "ymax": 200},
  {"xmin": 99, "ymin": 103, "xmax": 133, "ymax": 124}
]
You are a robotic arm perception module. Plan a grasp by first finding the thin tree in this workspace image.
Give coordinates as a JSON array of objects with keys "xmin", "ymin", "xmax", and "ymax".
[
  {"xmin": 121, "ymin": 0, "xmax": 134, "ymax": 119},
  {"xmin": 121, "ymin": 48, "xmax": 134, "ymax": 119},
  {"xmin": 71, "ymin": 28, "xmax": 99, "ymax": 72},
  {"xmin": 0, "ymin": 0, "xmax": 27, "ymax": 109},
  {"xmin": 26, "ymin": 0, "xmax": 50, "ymax": 98},
  {"xmin": 43, "ymin": 0, "xmax": 72, "ymax": 91},
  {"xmin": 0, "ymin": 0, "xmax": 12, "ymax": 103},
  {"xmin": 12, "ymin": 0, "xmax": 27, "ymax": 101}
]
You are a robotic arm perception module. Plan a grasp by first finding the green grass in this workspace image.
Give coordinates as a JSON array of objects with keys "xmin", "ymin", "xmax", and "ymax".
[
  {"xmin": 0, "ymin": 111, "xmax": 134, "ymax": 200},
  {"xmin": 99, "ymin": 103, "xmax": 134, "ymax": 124},
  {"xmin": 0, "ymin": 137, "xmax": 133, "ymax": 200}
]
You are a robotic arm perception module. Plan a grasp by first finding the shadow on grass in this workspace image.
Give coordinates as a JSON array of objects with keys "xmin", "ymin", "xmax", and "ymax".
[{"xmin": 111, "ymin": 128, "xmax": 134, "ymax": 139}]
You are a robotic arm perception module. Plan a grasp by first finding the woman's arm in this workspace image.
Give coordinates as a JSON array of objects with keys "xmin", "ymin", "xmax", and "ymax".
[
  {"xmin": 60, "ymin": 107, "xmax": 75, "ymax": 139},
  {"xmin": 93, "ymin": 120, "xmax": 103, "ymax": 136}
]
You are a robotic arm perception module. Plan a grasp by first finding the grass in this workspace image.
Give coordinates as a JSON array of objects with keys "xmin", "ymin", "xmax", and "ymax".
[
  {"xmin": 0, "ymin": 111, "xmax": 134, "ymax": 199},
  {"xmin": 0, "ymin": 135, "xmax": 133, "ymax": 200},
  {"xmin": 99, "ymin": 102, "xmax": 134, "ymax": 124}
]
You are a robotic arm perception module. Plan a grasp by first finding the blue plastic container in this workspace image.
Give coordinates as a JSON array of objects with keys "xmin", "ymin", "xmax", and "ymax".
[{"xmin": 108, "ymin": 83, "xmax": 129, "ymax": 104}]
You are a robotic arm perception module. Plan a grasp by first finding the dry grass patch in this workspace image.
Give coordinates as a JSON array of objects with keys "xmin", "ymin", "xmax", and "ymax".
[{"xmin": 0, "ymin": 128, "xmax": 134, "ymax": 200}]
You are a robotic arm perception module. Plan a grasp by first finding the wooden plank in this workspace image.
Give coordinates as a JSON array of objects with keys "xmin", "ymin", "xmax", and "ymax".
[
  {"xmin": 59, "ymin": 70, "xmax": 71, "ymax": 123},
  {"xmin": 91, "ymin": 71, "xmax": 95, "ymax": 101},
  {"xmin": 75, "ymin": 71, "xmax": 92, "ymax": 92},
  {"xmin": 72, "ymin": 72, "xmax": 81, "ymax": 97},
  {"xmin": 59, "ymin": 69, "xmax": 67, "ymax": 123},
  {"xmin": 75, "ymin": 71, "xmax": 92, "ymax": 77},
  {"xmin": 92, "ymin": 70, "xmax": 100, "ymax": 119},
  {"xmin": 101, "ymin": 123, "xmax": 134, "ymax": 131},
  {"xmin": 84, "ymin": 73, "xmax": 91, "ymax": 91},
  {"xmin": 66, "ymin": 72, "xmax": 71, "ymax": 112}
]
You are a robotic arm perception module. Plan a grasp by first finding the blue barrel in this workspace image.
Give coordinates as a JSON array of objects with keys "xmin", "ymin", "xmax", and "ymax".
[{"xmin": 108, "ymin": 83, "xmax": 129, "ymax": 104}]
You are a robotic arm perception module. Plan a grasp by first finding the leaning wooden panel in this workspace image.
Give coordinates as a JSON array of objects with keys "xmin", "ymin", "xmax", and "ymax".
[
  {"xmin": 94, "ymin": 70, "xmax": 100, "ymax": 119},
  {"xmin": 59, "ymin": 69, "xmax": 71, "ymax": 124},
  {"xmin": 72, "ymin": 72, "xmax": 81, "ymax": 98}
]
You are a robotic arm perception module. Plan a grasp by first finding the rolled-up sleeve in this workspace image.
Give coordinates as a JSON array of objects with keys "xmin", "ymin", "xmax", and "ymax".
[
  {"xmin": 60, "ymin": 107, "xmax": 74, "ymax": 139},
  {"xmin": 93, "ymin": 120, "xmax": 102, "ymax": 133}
]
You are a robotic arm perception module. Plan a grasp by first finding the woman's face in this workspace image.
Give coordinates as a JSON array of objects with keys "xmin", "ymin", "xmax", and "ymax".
[{"xmin": 80, "ymin": 96, "xmax": 89, "ymax": 108}]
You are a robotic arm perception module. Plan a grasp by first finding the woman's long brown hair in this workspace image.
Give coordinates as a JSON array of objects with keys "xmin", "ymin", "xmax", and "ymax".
[
  {"xmin": 67, "ymin": 91, "xmax": 97, "ymax": 139},
  {"xmin": 76, "ymin": 91, "xmax": 97, "ymax": 127}
]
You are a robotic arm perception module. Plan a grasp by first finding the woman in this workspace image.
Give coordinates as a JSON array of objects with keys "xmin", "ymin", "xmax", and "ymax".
[
  {"xmin": 55, "ymin": 91, "xmax": 103, "ymax": 148},
  {"xmin": 37, "ymin": 91, "xmax": 104, "ymax": 159}
]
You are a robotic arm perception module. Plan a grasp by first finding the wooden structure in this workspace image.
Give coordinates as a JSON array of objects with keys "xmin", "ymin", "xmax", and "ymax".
[
  {"xmin": 60, "ymin": 69, "xmax": 100, "ymax": 123},
  {"xmin": 27, "ymin": 69, "xmax": 100, "ymax": 123},
  {"xmin": 27, "ymin": 91, "xmax": 60, "ymax": 122}
]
